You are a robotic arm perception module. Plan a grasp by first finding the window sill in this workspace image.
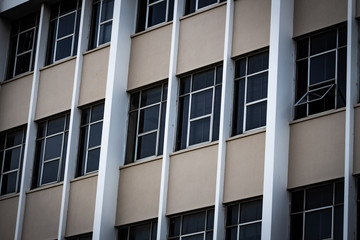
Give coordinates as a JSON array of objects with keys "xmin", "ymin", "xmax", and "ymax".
[
  {"xmin": 290, "ymin": 107, "xmax": 346, "ymax": 125},
  {"xmin": 120, "ymin": 155, "xmax": 163, "ymax": 169},
  {"xmin": 40, "ymin": 55, "xmax": 77, "ymax": 71},
  {"xmin": 1, "ymin": 71, "xmax": 34, "ymax": 85},
  {"xmin": 354, "ymin": 103, "xmax": 360, "ymax": 109},
  {"xmin": 227, "ymin": 127, "xmax": 266, "ymax": 143},
  {"xmin": 0, "ymin": 192, "xmax": 20, "ymax": 201},
  {"xmin": 180, "ymin": 1, "xmax": 227, "ymax": 21},
  {"xmin": 131, "ymin": 21, "xmax": 173, "ymax": 38},
  {"xmin": 83, "ymin": 43, "xmax": 111, "ymax": 56},
  {"xmin": 27, "ymin": 181, "xmax": 63, "ymax": 194},
  {"xmin": 71, "ymin": 171, "xmax": 98, "ymax": 183},
  {"xmin": 171, "ymin": 141, "xmax": 219, "ymax": 157}
]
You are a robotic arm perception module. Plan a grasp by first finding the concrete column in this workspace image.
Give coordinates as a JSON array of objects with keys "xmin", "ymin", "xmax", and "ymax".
[
  {"xmin": 57, "ymin": 0, "xmax": 93, "ymax": 239},
  {"xmin": 14, "ymin": 3, "xmax": 51, "ymax": 240},
  {"xmin": 92, "ymin": 0, "xmax": 136, "ymax": 239},
  {"xmin": 261, "ymin": 0, "xmax": 294, "ymax": 239}
]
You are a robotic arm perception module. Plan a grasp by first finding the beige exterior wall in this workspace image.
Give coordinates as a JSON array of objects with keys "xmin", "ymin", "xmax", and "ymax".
[
  {"xmin": 0, "ymin": 75, "xmax": 32, "ymax": 131},
  {"xmin": 36, "ymin": 59, "xmax": 75, "ymax": 120},
  {"xmin": 353, "ymin": 106, "xmax": 360, "ymax": 174},
  {"xmin": 231, "ymin": 0, "xmax": 270, "ymax": 57},
  {"xmin": 22, "ymin": 184, "xmax": 63, "ymax": 240},
  {"xmin": 167, "ymin": 144, "xmax": 218, "ymax": 215},
  {"xmin": 0, "ymin": 196, "xmax": 18, "ymax": 240},
  {"xmin": 177, "ymin": 4, "xmax": 226, "ymax": 74},
  {"xmin": 288, "ymin": 111, "xmax": 345, "ymax": 189},
  {"xmin": 66, "ymin": 175, "xmax": 98, "ymax": 237},
  {"xmin": 293, "ymin": 0, "xmax": 347, "ymax": 37},
  {"xmin": 116, "ymin": 159, "xmax": 162, "ymax": 225},
  {"xmin": 79, "ymin": 46, "xmax": 109, "ymax": 106},
  {"xmin": 223, "ymin": 132, "xmax": 265, "ymax": 203},
  {"xmin": 127, "ymin": 24, "xmax": 172, "ymax": 90}
]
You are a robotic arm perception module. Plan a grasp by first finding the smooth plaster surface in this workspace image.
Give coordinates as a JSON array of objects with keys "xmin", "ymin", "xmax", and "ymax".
[{"xmin": 0, "ymin": 196, "xmax": 19, "ymax": 240}]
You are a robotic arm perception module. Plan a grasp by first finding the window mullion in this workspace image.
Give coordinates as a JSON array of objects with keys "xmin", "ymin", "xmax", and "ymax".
[
  {"xmin": 145, "ymin": 0, "xmax": 150, "ymax": 29},
  {"xmin": 186, "ymin": 78, "xmax": 193, "ymax": 148},
  {"xmin": 97, "ymin": 0, "xmax": 103, "ymax": 47},
  {"xmin": 134, "ymin": 94, "xmax": 142, "ymax": 162}
]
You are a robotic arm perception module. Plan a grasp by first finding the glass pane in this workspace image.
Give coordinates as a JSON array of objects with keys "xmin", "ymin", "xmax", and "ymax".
[
  {"xmin": 125, "ymin": 112, "xmax": 138, "ymax": 164},
  {"xmin": 198, "ymin": 0, "xmax": 217, "ymax": 9},
  {"xmin": 216, "ymin": 66, "xmax": 223, "ymax": 84},
  {"xmin": 15, "ymin": 53, "xmax": 31, "ymax": 75},
  {"xmin": 157, "ymin": 102, "xmax": 166, "ymax": 156},
  {"xmin": 334, "ymin": 205, "xmax": 343, "ymax": 240},
  {"xmin": 137, "ymin": 132, "xmax": 157, "ymax": 159},
  {"xmin": 226, "ymin": 227, "xmax": 237, "ymax": 240},
  {"xmin": 206, "ymin": 209, "xmax": 214, "ymax": 230},
  {"xmin": 77, "ymin": 127, "xmax": 88, "ymax": 176},
  {"xmin": 18, "ymin": 30, "xmax": 35, "ymax": 53},
  {"xmin": 55, "ymin": 36, "xmax": 73, "ymax": 61},
  {"xmin": 185, "ymin": 0, "xmax": 196, "ymax": 14},
  {"xmin": 44, "ymin": 135, "xmax": 63, "ymax": 160},
  {"xmin": 60, "ymin": 0, "xmax": 78, "ymax": 15},
  {"xmin": 37, "ymin": 122, "xmax": 47, "ymax": 139},
  {"xmin": 304, "ymin": 208, "xmax": 332, "ymax": 240},
  {"xmin": 337, "ymin": 47, "xmax": 347, "ymax": 108},
  {"xmin": 245, "ymin": 101, "xmax": 267, "ymax": 131},
  {"xmin": 310, "ymin": 52, "xmax": 336, "ymax": 85},
  {"xmin": 91, "ymin": 104, "xmax": 104, "ymax": 122},
  {"xmin": 338, "ymin": 26, "xmax": 347, "ymax": 47},
  {"xmin": 239, "ymin": 222, "xmax": 261, "ymax": 240},
  {"xmin": 58, "ymin": 13, "xmax": 76, "ymax": 38},
  {"xmin": 182, "ymin": 233, "xmax": 204, "ymax": 240},
  {"xmin": 88, "ymin": 122, "xmax": 103, "ymax": 148},
  {"xmin": 180, "ymin": 77, "xmax": 191, "ymax": 95},
  {"xmin": 212, "ymin": 85, "xmax": 221, "ymax": 141},
  {"xmin": 295, "ymin": 59, "xmax": 308, "ymax": 102},
  {"xmin": 290, "ymin": 213, "xmax": 303, "ymax": 240},
  {"xmin": 291, "ymin": 190, "xmax": 304, "ymax": 213},
  {"xmin": 1, "ymin": 172, "xmax": 17, "ymax": 195},
  {"xmin": 169, "ymin": 216, "xmax": 181, "ymax": 237},
  {"xmin": 335, "ymin": 181, "xmax": 344, "ymax": 204},
  {"xmin": 232, "ymin": 79, "xmax": 245, "ymax": 135},
  {"xmin": 6, "ymin": 130, "xmax": 23, "ymax": 147},
  {"xmin": 192, "ymin": 69, "xmax": 214, "ymax": 91},
  {"xmin": 47, "ymin": 116, "xmax": 65, "ymax": 135},
  {"xmin": 240, "ymin": 200, "xmax": 262, "ymax": 223},
  {"xmin": 305, "ymin": 184, "xmax": 333, "ymax": 210},
  {"xmin": 19, "ymin": 13, "xmax": 37, "ymax": 31},
  {"xmin": 99, "ymin": 21, "xmax": 112, "ymax": 45},
  {"xmin": 0, "ymin": 134, "xmax": 5, "ymax": 150},
  {"xmin": 248, "ymin": 52, "xmax": 269, "ymax": 74},
  {"xmin": 189, "ymin": 117, "xmax": 210, "ymax": 145},
  {"xmin": 139, "ymin": 105, "xmax": 160, "ymax": 133},
  {"xmin": 41, "ymin": 160, "xmax": 60, "ymax": 184},
  {"xmin": 129, "ymin": 223, "xmax": 151, "ymax": 240},
  {"xmin": 86, "ymin": 148, "xmax": 100, "ymax": 173},
  {"xmin": 226, "ymin": 204, "xmax": 239, "ymax": 226},
  {"xmin": 168, "ymin": 0, "xmax": 174, "ymax": 21},
  {"xmin": 235, "ymin": 58, "xmax": 246, "ymax": 78},
  {"xmin": 246, "ymin": 72, "xmax": 268, "ymax": 103},
  {"xmin": 162, "ymin": 84, "xmax": 168, "ymax": 100},
  {"xmin": 190, "ymin": 89, "xmax": 213, "ymax": 119},
  {"xmin": 81, "ymin": 108, "xmax": 90, "ymax": 125},
  {"xmin": 297, "ymin": 38, "xmax": 309, "ymax": 59},
  {"xmin": 148, "ymin": 1, "xmax": 167, "ymax": 27},
  {"xmin": 151, "ymin": 222, "xmax": 157, "ymax": 240},
  {"xmin": 4, "ymin": 147, "xmax": 21, "ymax": 171},
  {"xmin": 182, "ymin": 211, "xmax": 206, "ymax": 235},
  {"xmin": 100, "ymin": 0, "xmax": 114, "ymax": 22},
  {"xmin": 310, "ymin": 30, "xmax": 337, "ymax": 55},
  {"xmin": 141, "ymin": 86, "xmax": 162, "ymax": 107},
  {"xmin": 130, "ymin": 92, "xmax": 140, "ymax": 110},
  {"xmin": 205, "ymin": 231, "xmax": 213, "ymax": 240},
  {"xmin": 176, "ymin": 96, "xmax": 189, "ymax": 150},
  {"xmin": 118, "ymin": 228, "xmax": 128, "ymax": 240},
  {"xmin": 60, "ymin": 132, "xmax": 68, "ymax": 181}
]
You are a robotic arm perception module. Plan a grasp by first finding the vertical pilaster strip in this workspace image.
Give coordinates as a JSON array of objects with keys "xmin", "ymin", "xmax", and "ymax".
[
  {"xmin": 0, "ymin": 17, "xmax": 10, "ymax": 81},
  {"xmin": 156, "ymin": 0, "xmax": 183, "ymax": 239},
  {"xmin": 92, "ymin": 0, "xmax": 136, "ymax": 239},
  {"xmin": 261, "ymin": 0, "xmax": 294, "ymax": 239},
  {"xmin": 344, "ymin": 0, "xmax": 358, "ymax": 239},
  {"xmin": 57, "ymin": 0, "xmax": 92, "ymax": 239},
  {"xmin": 14, "ymin": 4, "xmax": 50, "ymax": 240},
  {"xmin": 213, "ymin": 0, "xmax": 234, "ymax": 239}
]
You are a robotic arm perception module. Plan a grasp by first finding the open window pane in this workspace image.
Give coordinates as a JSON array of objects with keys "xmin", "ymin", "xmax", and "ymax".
[
  {"xmin": 246, "ymin": 72, "xmax": 268, "ymax": 103},
  {"xmin": 310, "ymin": 52, "xmax": 336, "ymax": 85},
  {"xmin": 88, "ymin": 122, "xmax": 103, "ymax": 148}
]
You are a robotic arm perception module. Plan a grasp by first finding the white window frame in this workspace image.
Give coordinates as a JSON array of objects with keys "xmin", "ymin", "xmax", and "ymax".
[
  {"xmin": 145, "ymin": 0, "xmax": 170, "ymax": 29},
  {"xmin": 93, "ymin": 0, "xmax": 114, "ymax": 48}
]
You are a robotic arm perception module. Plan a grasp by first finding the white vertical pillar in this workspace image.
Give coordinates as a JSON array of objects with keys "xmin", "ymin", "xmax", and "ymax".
[
  {"xmin": 57, "ymin": 0, "xmax": 92, "ymax": 239},
  {"xmin": 14, "ymin": 4, "xmax": 50, "ymax": 240},
  {"xmin": 0, "ymin": 17, "xmax": 10, "ymax": 81},
  {"xmin": 156, "ymin": 0, "xmax": 183, "ymax": 239},
  {"xmin": 92, "ymin": 0, "xmax": 136, "ymax": 239},
  {"xmin": 261, "ymin": 0, "xmax": 294, "ymax": 239},
  {"xmin": 343, "ymin": 0, "xmax": 358, "ymax": 239},
  {"xmin": 213, "ymin": 0, "xmax": 234, "ymax": 239}
]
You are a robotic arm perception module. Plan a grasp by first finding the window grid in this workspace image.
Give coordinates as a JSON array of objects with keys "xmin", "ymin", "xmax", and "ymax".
[
  {"xmin": 92, "ymin": 0, "xmax": 114, "ymax": 48},
  {"xmin": 145, "ymin": 0, "xmax": 169, "ymax": 29},
  {"xmin": 185, "ymin": 0, "xmax": 226, "ymax": 15},
  {"xmin": 118, "ymin": 219, "xmax": 157, "ymax": 240},
  {"xmin": 0, "ymin": 127, "xmax": 26, "ymax": 196}
]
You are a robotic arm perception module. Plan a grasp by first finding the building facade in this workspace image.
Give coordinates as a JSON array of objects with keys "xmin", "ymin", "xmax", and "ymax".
[{"xmin": 0, "ymin": 0, "xmax": 359, "ymax": 239}]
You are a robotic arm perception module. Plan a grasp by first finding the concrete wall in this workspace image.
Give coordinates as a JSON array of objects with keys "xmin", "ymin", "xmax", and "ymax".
[
  {"xmin": 127, "ymin": 24, "xmax": 172, "ymax": 90},
  {"xmin": 0, "ymin": 195, "xmax": 19, "ymax": 240},
  {"xmin": 232, "ymin": 0, "xmax": 270, "ymax": 57},
  {"xmin": 223, "ymin": 131, "xmax": 265, "ymax": 203},
  {"xmin": 288, "ymin": 111, "xmax": 345, "ymax": 188},
  {"xmin": 66, "ymin": 175, "xmax": 98, "ymax": 237},
  {"xmin": 167, "ymin": 144, "xmax": 218, "ymax": 215},
  {"xmin": 22, "ymin": 185, "xmax": 63, "ymax": 240},
  {"xmin": 116, "ymin": 159, "xmax": 162, "ymax": 225},
  {"xmin": 79, "ymin": 46, "xmax": 109, "ymax": 106},
  {"xmin": 36, "ymin": 59, "xmax": 75, "ymax": 120},
  {"xmin": 0, "ymin": 74, "xmax": 32, "ymax": 131},
  {"xmin": 177, "ymin": 4, "xmax": 226, "ymax": 74},
  {"xmin": 293, "ymin": 0, "xmax": 347, "ymax": 37}
]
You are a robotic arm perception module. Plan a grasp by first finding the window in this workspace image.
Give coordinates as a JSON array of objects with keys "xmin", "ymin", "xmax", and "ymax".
[
  {"xmin": 168, "ymin": 208, "xmax": 214, "ymax": 239},
  {"xmin": 176, "ymin": 66, "xmax": 222, "ymax": 150},
  {"xmin": 47, "ymin": 0, "xmax": 82, "ymax": 64},
  {"xmin": 294, "ymin": 26, "xmax": 347, "ymax": 119},
  {"xmin": 6, "ymin": 12, "xmax": 39, "ymax": 79},
  {"xmin": 118, "ymin": 219, "xmax": 157, "ymax": 240},
  {"xmin": 66, "ymin": 233, "xmax": 92, "ymax": 240},
  {"xmin": 185, "ymin": 0, "xmax": 226, "ymax": 15},
  {"xmin": 225, "ymin": 199, "xmax": 262, "ymax": 240},
  {"xmin": 76, "ymin": 103, "xmax": 104, "ymax": 176},
  {"xmin": 0, "ymin": 127, "xmax": 26, "ymax": 195},
  {"xmin": 357, "ymin": 178, "xmax": 360, "ymax": 240},
  {"xmin": 136, "ymin": 0, "xmax": 174, "ymax": 32},
  {"xmin": 232, "ymin": 51, "xmax": 269, "ymax": 136},
  {"xmin": 125, "ymin": 84, "xmax": 167, "ymax": 164},
  {"xmin": 290, "ymin": 181, "xmax": 344, "ymax": 240},
  {"xmin": 32, "ymin": 114, "xmax": 69, "ymax": 188},
  {"xmin": 89, "ymin": 0, "xmax": 114, "ymax": 49}
]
